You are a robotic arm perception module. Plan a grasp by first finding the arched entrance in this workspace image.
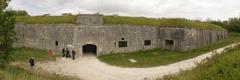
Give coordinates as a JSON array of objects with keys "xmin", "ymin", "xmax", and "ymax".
[{"xmin": 82, "ymin": 44, "xmax": 97, "ymax": 56}]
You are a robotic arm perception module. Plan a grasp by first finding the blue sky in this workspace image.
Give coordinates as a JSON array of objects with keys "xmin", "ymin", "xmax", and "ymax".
[{"xmin": 8, "ymin": 0, "xmax": 240, "ymax": 20}]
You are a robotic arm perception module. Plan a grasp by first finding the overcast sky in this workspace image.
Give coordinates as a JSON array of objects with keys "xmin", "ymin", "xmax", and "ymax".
[{"xmin": 8, "ymin": 0, "xmax": 240, "ymax": 20}]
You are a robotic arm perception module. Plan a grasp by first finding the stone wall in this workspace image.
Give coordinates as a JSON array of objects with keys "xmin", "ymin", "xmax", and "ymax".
[
  {"xmin": 76, "ymin": 14, "xmax": 103, "ymax": 26},
  {"xmin": 15, "ymin": 24, "xmax": 228, "ymax": 57}
]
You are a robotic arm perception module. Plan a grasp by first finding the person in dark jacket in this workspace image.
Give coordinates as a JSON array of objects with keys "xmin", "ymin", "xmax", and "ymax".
[
  {"xmin": 66, "ymin": 48, "xmax": 70, "ymax": 58},
  {"xmin": 62, "ymin": 48, "xmax": 66, "ymax": 57},
  {"xmin": 72, "ymin": 50, "xmax": 76, "ymax": 60},
  {"xmin": 29, "ymin": 57, "xmax": 35, "ymax": 70}
]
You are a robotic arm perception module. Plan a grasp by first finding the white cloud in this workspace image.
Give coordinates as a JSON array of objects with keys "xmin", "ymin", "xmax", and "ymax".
[{"xmin": 8, "ymin": 0, "xmax": 240, "ymax": 20}]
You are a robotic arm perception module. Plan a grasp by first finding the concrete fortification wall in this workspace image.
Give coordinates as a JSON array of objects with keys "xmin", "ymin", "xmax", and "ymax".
[
  {"xmin": 76, "ymin": 14, "xmax": 104, "ymax": 26},
  {"xmin": 15, "ymin": 24, "xmax": 228, "ymax": 57},
  {"xmin": 14, "ymin": 14, "xmax": 228, "ymax": 57}
]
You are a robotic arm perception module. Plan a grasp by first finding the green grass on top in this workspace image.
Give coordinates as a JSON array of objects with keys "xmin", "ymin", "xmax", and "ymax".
[
  {"xmin": 104, "ymin": 16, "xmax": 226, "ymax": 31},
  {"xmin": 15, "ymin": 16, "xmax": 226, "ymax": 31},
  {"xmin": 16, "ymin": 16, "xmax": 76, "ymax": 24}
]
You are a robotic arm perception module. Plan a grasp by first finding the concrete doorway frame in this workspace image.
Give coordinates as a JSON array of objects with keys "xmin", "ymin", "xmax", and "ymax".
[{"xmin": 82, "ymin": 44, "xmax": 97, "ymax": 56}]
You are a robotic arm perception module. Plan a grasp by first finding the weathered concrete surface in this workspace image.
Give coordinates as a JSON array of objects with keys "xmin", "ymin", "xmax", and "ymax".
[
  {"xmin": 38, "ymin": 42, "xmax": 240, "ymax": 80},
  {"xmin": 15, "ymin": 24, "xmax": 228, "ymax": 57},
  {"xmin": 76, "ymin": 14, "xmax": 104, "ymax": 26}
]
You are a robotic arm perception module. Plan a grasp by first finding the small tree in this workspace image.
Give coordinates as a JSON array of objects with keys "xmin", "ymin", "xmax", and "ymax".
[
  {"xmin": 12, "ymin": 10, "xmax": 29, "ymax": 16},
  {"xmin": 0, "ymin": 0, "xmax": 16, "ymax": 68}
]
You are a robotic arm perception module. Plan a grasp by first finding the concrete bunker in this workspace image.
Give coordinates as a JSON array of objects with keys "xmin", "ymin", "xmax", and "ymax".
[
  {"xmin": 14, "ymin": 14, "xmax": 228, "ymax": 56},
  {"xmin": 82, "ymin": 44, "xmax": 97, "ymax": 56}
]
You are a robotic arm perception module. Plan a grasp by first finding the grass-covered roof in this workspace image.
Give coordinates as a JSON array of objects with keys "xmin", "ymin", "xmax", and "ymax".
[
  {"xmin": 16, "ymin": 16, "xmax": 76, "ymax": 24},
  {"xmin": 16, "ymin": 16, "xmax": 226, "ymax": 31}
]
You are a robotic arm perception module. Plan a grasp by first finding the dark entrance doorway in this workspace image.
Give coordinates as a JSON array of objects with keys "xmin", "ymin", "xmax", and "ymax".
[{"xmin": 82, "ymin": 44, "xmax": 97, "ymax": 56}]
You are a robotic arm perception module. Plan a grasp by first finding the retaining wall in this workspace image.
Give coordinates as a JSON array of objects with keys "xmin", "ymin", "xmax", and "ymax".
[{"xmin": 15, "ymin": 24, "xmax": 228, "ymax": 57}]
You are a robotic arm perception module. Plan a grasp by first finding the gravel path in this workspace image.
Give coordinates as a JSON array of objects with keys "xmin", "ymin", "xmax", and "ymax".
[{"xmin": 39, "ymin": 42, "xmax": 240, "ymax": 80}]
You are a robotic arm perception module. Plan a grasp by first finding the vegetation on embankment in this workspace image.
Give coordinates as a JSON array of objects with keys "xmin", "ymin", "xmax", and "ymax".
[
  {"xmin": 16, "ymin": 16, "xmax": 76, "ymax": 24},
  {"xmin": 208, "ymin": 18, "xmax": 240, "ymax": 33},
  {"xmin": 0, "ymin": 66, "xmax": 79, "ymax": 80},
  {"xmin": 158, "ymin": 44, "xmax": 240, "ymax": 80},
  {"xmin": 15, "ymin": 16, "xmax": 225, "ymax": 31},
  {"xmin": 0, "ymin": 48, "xmax": 80, "ymax": 80},
  {"xmin": 97, "ymin": 32, "xmax": 240, "ymax": 68},
  {"xmin": 104, "ymin": 16, "xmax": 225, "ymax": 31}
]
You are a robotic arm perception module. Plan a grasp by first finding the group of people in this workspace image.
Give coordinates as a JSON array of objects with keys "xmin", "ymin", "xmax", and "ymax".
[
  {"xmin": 28, "ymin": 48, "xmax": 77, "ymax": 71},
  {"xmin": 62, "ymin": 48, "xmax": 76, "ymax": 60}
]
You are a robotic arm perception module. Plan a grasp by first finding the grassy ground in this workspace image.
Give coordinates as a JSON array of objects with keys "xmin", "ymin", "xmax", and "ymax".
[
  {"xmin": 0, "ymin": 48, "xmax": 80, "ymax": 80},
  {"xmin": 158, "ymin": 45, "xmax": 240, "ymax": 80},
  {"xmin": 97, "ymin": 32, "xmax": 240, "ymax": 68},
  {"xmin": 15, "ymin": 16, "xmax": 225, "ymax": 31},
  {"xmin": 0, "ymin": 66, "xmax": 79, "ymax": 80},
  {"xmin": 10, "ymin": 48, "xmax": 51, "ymax": 62}
]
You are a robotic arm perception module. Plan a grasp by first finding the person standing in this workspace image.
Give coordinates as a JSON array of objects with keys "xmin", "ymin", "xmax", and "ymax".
[
  {"xmin": 72, "ymin": 50, "xmax": 76, "ymax": 60},
  {"xmin": 29, "ymin": 57, "xmax": 35, "ymax": 71},
  {"xmin": 66, "ymin": 48, "xmax": 70, "ymax": 58},
  {"xmin": 48, "ymin": 50, "xmax": 53, "ymax": 59},
  {"xmin": 62, "ymin": 48, "xmax": 66, "ymax": 57}
]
